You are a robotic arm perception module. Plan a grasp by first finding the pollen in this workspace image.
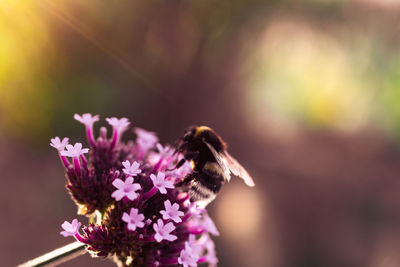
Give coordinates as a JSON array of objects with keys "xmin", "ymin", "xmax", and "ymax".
[{"xmin": 194, "ymin": 125, "xmax": 211, "ymax": 137}]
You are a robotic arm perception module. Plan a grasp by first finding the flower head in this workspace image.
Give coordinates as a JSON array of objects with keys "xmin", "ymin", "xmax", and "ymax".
[
  {"xmin": 122, "ymin": 160, "xmax": 141, "ymax": 176},
  {"xmin": 55, "ymin": 116, "xmax": 219, "ymax": 266},
  {"xmin": 60, "ymin": 219, "xmax": 81, "ymax": 237},
  {"xmin": 153, "ymin": 219, "xmax": 177, "ymax": 242},
  {"xmin": 74, "ymin": 113, "xmax": 99, "ymax": 128},
  {"xmin": 160, "ymin": 200, "xmax": 184, "ymax": 223},
  {"xmin": 150, "ymin": 172, "xmax": 174, "ymax": 194},
  {"xmin": 50, "ymin": 137, "xmax": 69, "ymax": 151},
  {"xmin": 60, "ymin": 143, "xmax": 89, "ymax": 158},
  {"xmin": 122, "ymin": 208, "xmax": 145, "ymax": 231},
  {"xmin": 112, "ymin": 177, "xmax": 141, "ymax": 201}
]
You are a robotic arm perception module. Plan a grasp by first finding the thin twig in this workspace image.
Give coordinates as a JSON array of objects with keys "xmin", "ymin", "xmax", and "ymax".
[{"xmin": 18, "ymin": 241, "xmax": 86, "ymax": 267}]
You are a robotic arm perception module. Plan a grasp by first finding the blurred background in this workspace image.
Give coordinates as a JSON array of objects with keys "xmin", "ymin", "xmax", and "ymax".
[{"xmin": 2, "ymin": 0, "xmax": 400, "ymax": 266}]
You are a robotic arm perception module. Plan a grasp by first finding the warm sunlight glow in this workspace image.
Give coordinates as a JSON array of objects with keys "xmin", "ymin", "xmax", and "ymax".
[
  {"xmin": 0, "ymin": 0, "xmax": 54, "ymax": 138},
  {"xmin": 216, "ymin": 182, "xmax": 263, "ymax": 239}
]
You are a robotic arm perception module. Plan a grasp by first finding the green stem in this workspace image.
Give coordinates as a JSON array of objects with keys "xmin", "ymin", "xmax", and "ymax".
[{"xmin": 18, "ymin": 241, "xmax": 86, "ymax": 267}]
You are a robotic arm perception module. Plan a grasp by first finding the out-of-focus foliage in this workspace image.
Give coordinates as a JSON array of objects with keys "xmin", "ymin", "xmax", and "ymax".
[
  {"xmin": 243, "ymin": 15, "xmax": 400, "ymax": 139},
  {"xmin": 2, "ymin": 0, "xmax": 400, "ymax": 142}
]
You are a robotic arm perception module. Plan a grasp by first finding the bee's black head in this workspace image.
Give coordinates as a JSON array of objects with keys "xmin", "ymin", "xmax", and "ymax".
[
  {"xmin": 175, "ymin": 125, "xmax": 198, "ymax": 153},
  {"xmin": 176, "ymin": 125, "xmax": 226, "ymax": 154}
]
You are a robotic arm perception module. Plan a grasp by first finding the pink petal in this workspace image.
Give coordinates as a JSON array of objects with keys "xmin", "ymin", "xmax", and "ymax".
[
  {"xmin": 164, "ymin": 200, "xmax": 172, "ymax": 209},
  {"xmin": 112, "ymin": 190, "xmax": 124, "ymax": 201},
  {"xmin": 160, "ymin": 211, "xmax": 168, "ymax": 219},
  {"xmin": 126, "ymin": 191, "xmax": 138, "ymax": 200},
  {"xmin": 154, "ymin": 233, "xmax": 163, "ymax": 242},
  {"xmin": 122, "ymin": 212, "xmax": 131, "ymax": 223},
  {"xmin": 122, "ymin": 161, "xmax": 130, "ymax": 169},
  {"xmin": 74, "ymin": 143, "xmax": 82, "ymax": 150},
  {"xmin": 158, "ymin": 187, "xmax": 167, "ymax": 194},
  {"xmin": 165, "ymin": 234, "xmax": 178, "ymax": 242},
  {"xmin": 125, "ymin": 177, "xmax": 134, "ymax": 184},
  {"xmin": 136, "ymin": 214, "xmax": 144, "ymax": 221},
  {"xmin": 127, "ymin": 224, "xmax": 137, "ymax": 231},
  {"xmin": 163, "ymin": 222, "xmax": 175, "ymax": 233},
  {"xmin": 131, "ymin": 183, "xmax": 141, "ymax": 191},
  {"xmin": 112, "ymin": 179, "xmax": 125, "ymax": 189}
]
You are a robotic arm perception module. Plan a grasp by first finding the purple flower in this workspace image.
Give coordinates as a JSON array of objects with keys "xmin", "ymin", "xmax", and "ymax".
[
  {"xmin": 202, "ymin": 214, "xmax": 220, "ymax": 236},
  {"xmin": 203, "ymin": 234, "xmax": 218, "ymax": 267},
  {"xmin": 106, "ymin": 117, "xmax": 130, "ymax": 148},
  {"xmin": 74, "ymin": 113, "xmax": 99, "ymax": 128},
  {"xmin": 112, "ymin": 177, "xmax": 141, "ymax": 201},
  {"xmin": 153, "ymin": 219, "xmax": 177, "ymax": 242},
  {"xmin": 166, "ymin": 160, "xmax": 192, "ymax": 179},
  {"xmin": 60, "ymin": 219, "xmax": 81, "ymax": 237},
  {"xmin": 156, "ymin": 143, "xmax": 174, "ymax": 157},
  {"xmin": 106, "ymin": 117, "xmax": 130, "ymax": 132},
  {"xmin": 160, "ymin": 200, "xmax": 184, "ymax": 223},
  {"xmin": 60, "ymin": 143, "xmax": 89, "ymax": 158},
  {"xmin": 150, "ymin": 172, "xmax": 174, "ymax": 194},
  {"xmin": 122, "ymin": 160, "xmax": 141, "ymax": 176},
  {"xmin": 135, "ymin": 127, "xmax": 158, "ymax": 154},
  {"xmin": 122, "ymin": 208, "xmax": 145, "ymax": 231},
  {"xmin": 55, "ymin": 116, "xmax": 220, "ymax": 266},
  {"xmin": 178, "ymin": 241, "xmax": 199, "ymax": 267},
  {"xmin": 50, "ymin": 137, "xmax": 69, "ymax": 151},
  {"xmin": 74, "ymin": 113, "xmax": 99, "ymax": 147}
]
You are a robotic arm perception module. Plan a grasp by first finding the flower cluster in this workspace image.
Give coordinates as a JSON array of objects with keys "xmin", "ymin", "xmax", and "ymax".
[{"xmin": 51, "ymin": 114, "xmax": 218, "ymax": 266}]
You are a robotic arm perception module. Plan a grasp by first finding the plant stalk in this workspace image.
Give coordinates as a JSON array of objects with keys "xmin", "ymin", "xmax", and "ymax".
[{"xmin": 18, "ymin": 241, "xmax": 86, "ymax": 267}]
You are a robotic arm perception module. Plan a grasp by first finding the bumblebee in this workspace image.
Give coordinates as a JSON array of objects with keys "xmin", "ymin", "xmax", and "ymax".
[{"xmin": 175, "ymin": 126, "xmax": 255, "ymax": 207}]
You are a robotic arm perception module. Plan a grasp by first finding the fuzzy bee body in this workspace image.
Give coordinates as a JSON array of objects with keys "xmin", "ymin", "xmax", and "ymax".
[{"xmin": 176, "ymin": 126, "xmax": 255, "ymax": 207}]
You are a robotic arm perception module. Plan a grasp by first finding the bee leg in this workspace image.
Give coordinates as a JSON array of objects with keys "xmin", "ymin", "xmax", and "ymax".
[
  {"xmin": 175, "ymin": 158, "xmax": 186, "ymax": 169},
  {"xmin": 167, "ymin": 151, "xmax": 200, "ymax": 171},
  {"xmin": 165, "ymin": 158, "xmax": 186, "ymax": 172},
  {"xmin": 176, "ymin": 172, "xmax": 197, "ymax": 186}
]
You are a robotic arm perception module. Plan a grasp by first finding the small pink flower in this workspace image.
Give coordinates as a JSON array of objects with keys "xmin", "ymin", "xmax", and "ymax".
[
  {"xmin": 122, "ymin": 160, "xmax": 141, "ymax": 176},
  {"xmin": 160, "ymin": 200, "xmax": 184, "ymax": 223},
  {"xmin": 122, "ymin": 208, "xmax": 145, "ymax": 231},
  {"xmin": 60, "ymin": 143, "xmax": 89, "ymax": 158},
  {"xmin": 203, "ymin": 234, "xmax": 218, "ymax": 267},
  {"xmin": 135, "ymin": 128, "xmax": 158, "ymax": 150},
  {"xmin": 166, "ymin": 160, "xmax": 192, "ymax": 179},
  {"xmin": 60, "ymin": 219, "xmax": 81, "ymax": 237},
  {"xmin": 178, "ymin": 242, "xmax": 199, "ymax": 267},
  {"xmin": 187, "ymin": 234, "xmax": 202, "ymax": 256},
  {"xmin": 112, "ymin": 177, "xmax": 141, "ymax": 201},
  {"xmin": 50, "ymin": 137, "xmax": 69, "ymax": 151},
  {"xmin": 106, "ymin": 117, "xmax": 130, "ymax": 132},
  {"xmin": 156, "ymin": 143, "xmax": 174, "ymax": 157},
  {"xmin": 74, "ymin": 113, "xmax": 99, "ymax": 127},
  {"xmin": 150, "ymin": 172, "xmax": 174, "ymax": 194},
  {"xmin": 153, "ymin": 219, "xmax": 177, "ymax": 242},
  {"xmin": 202, "ymin": 214, "xmax": 220, "ymax": 236}
]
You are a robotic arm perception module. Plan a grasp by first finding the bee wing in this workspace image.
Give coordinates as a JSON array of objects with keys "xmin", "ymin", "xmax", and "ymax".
[
  {"xmin": 204, "ymin": 141, "xmax": 232, "ymax": 182},
  {"xmin": 204, "ymin": 141, "xmax": 255, "ymax": 187},
  {"xmin": 224, "ymin": 152, "xmax": 255, "ymax": 187}
]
